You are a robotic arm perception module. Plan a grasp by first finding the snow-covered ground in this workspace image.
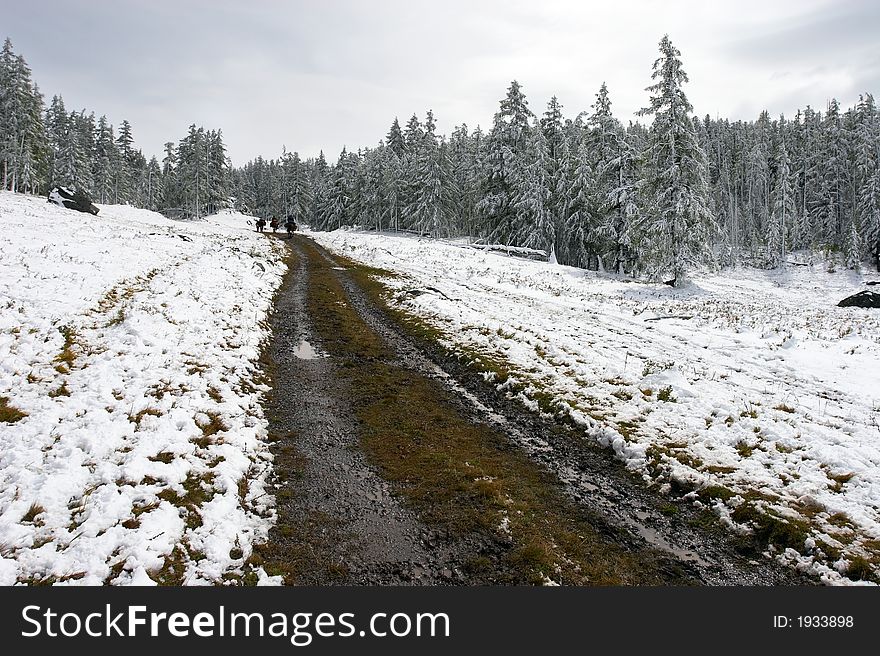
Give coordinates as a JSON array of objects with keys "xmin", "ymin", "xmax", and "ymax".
[
  {"xmin": 0, "ymin": 192, "xmax": 285, "ymax": 585},
  {"xmin": 312, "ymin": 228, "xmax": 880, "ymax": 583}
]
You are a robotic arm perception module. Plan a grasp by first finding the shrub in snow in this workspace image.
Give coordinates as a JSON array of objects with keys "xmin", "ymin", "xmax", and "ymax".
[
  {"xmin": 48, "ymin": 186, "xmax": 99, "ymax": 215},
  {"xmin": 837, "ymin": 290, "xmax": 880, "ymax": 308}
]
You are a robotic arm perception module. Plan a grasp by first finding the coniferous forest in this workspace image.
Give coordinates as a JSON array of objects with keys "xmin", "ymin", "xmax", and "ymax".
[{"xmin": 2, "ymin": 36, "xmax": 879, "ymax": 281}]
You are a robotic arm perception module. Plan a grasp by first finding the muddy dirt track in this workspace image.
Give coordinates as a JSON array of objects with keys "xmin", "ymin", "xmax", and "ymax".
[{"xmin": 254, "ymin": 235, "xmax": 809, "ymax": 585}]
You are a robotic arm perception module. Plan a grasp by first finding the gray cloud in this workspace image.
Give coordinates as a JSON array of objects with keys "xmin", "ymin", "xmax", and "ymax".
[
  {"xmin": 721, "ymin": 0, "xmax": 880, "ymax": 64},
  {"xmin": 4, "ymin": 0, "xmax": 879, "ymax": 164}
]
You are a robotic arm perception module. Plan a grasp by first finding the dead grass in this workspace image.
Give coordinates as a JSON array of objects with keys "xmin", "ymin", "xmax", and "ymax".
[
  {"xmin": 151, "ymin": 544, "xmax": 188, "ymax": 585},
  {"xmin": 53, "ymin": 325, "xmax": 78, "ymax": 371},
  {"xmin": 157, "ymin": 471, "xmax": 216, "ymax": 532},
  {"xmin": 128, "ymin": 407, "xmax": 162, "ymax": 427},
  {"xmin": 48, "ymin": 381, "xmax": 71, "ymax": 398},
  {"xmin": 186, "ymin": 360, "xmax": 210, "ymax": 375},
  {"xmin": 21, "ymin": 503, "xmax": 45, "ymax": 524},
  {"xmin": 18, "ymin": 571, "xmax": 86, "ymax": 585},
  {"xmin": 735, "ymin": 441, "xmax": 756, "ymax": 458},
  {"xmin": 192, "ymin": 411, "xmax": 226, "ymax": 448},
  {"xmin": 826, "ymin": 471, "xmax": 855, "ymax": 493},
  {"xmin": 0, "ymin": 396, "xmax": 27, "ymax": 423},
  {"xmin": 94, "ymin": 271, "xmax": 158, "ymax": 326}
]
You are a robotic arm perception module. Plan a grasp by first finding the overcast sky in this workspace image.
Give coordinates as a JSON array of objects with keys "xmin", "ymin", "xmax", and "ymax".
[{"xmin": 4, "ymin": 0, "xmax": 879, "ymax": 164}]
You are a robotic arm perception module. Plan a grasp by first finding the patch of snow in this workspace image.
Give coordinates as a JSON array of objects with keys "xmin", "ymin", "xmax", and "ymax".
[{"xmin": 0, "ymin": 192, "xmax": 285, "ymax": 585}]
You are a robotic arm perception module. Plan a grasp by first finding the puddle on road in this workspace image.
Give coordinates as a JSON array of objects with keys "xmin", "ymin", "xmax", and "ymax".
[
  {"xmin": 631, "ymin": 511, "xmax": 712, "ymax": 566},
  {"xmin": 293, "ymin": 340, "xmax": 325, "ymax": 360}
]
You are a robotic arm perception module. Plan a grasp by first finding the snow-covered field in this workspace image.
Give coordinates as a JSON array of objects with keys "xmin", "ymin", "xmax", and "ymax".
[
  {"xmin": 0, "ymin": 192, "xmax": 285, "ymax": 585},
  {"xmin": 312, "ymin": 228, "xmax": 880, "ymax": 583}
]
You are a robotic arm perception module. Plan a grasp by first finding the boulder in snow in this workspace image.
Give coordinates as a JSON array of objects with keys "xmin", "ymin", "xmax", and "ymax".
[
  {"xmin": 48, "ymin": 186, "xmax": 99, "ymax": 215},
  {"xmin": 837, "ymin": 290, "xmax": 880, "ymax": 308}
]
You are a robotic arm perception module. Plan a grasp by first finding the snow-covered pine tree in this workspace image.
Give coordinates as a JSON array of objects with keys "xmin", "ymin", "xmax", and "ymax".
[
  {"xmin": 310, "ymin": 150, "xmax": 329, "ymax": 228},
  {"xmin": 854, "ymin": 94, "xmax": 880, "ymax": 269},
  {"xmin": 541, "ymin": 96, "xmax": 568, "ymax": 257},
  {"xmin": 92, "ymin": 116, "xmax": 118, "ymax": 203},
  {"xmin": 562, "ymin": 140, "xmax": 596, "ymax": 269},
  {"xmin": 637, "ymin": 35, "xmax": 714, "ymax": 286},
  {"xmin": 469, "ymin": 125, "xmax": 487, "ymax": 239},
  {"xmin": 360, "ymin": 146, "xmax": 384, "ymax": 231},
  {"xmin": 797, "ymin": 106, "xmax": 822, "ymax": 248},
  {"xmin": 380, "ymin": 145, "xmax": 402, "ymax": 232},
  {"xmin": 44, "ymin": 95, "xmax": 68, "ymax": 186},
  {"xmin": 0, "ymin": 40, "xmax": 47, "ymax": 193},
  {"xmin": 292, "ymin": 151, "xmax": 311, "ymax": 224},
  {"xmin": 160, "ymin": 141, "xmax": 180, "ymax": 211},
  {"xmin": 541, "ymin": 95, "xmax": 565, "ymax": 162},
  {"xmin": 59, "ymin": 112, "xmax": 89, "ymax": 192},
  {"xmin": 386, "ymin": 118, "xmax": 406, "ymax": 159},
  {"xmin": 706, "ymin": 118, "xmax": 739, "ymax": 266},
  {"xmin": 204, "ymin": 129, "xmax": 228, "ymax": 215},
  {"xmin": 412, "ymin": 110, "xmax": 458, "ymax": 237},
  {"xmin": 819, "ymin": 99, "xmax": 849, "ymax": 246},
  {"xmin": 16, "ymin": 79, "xmax": 47, "ymax": 194},
  {"xmin": 516, "ymin": 127, "xmax": 553, "ymax": 252},
  {"xmin": 72, "ymin": 111, "xmax": 95, "ymax": 193},
  {"xmin": 400, "ymin": 114, "xmax": 423, "ymax": 229},
  {"xmin": 860, "ymin": 166, "xmax": 880, "ymax": 270},
  {"xmin": 552, "ymin": 131, "xmax": 575, "ymax": 263},
  {"xmin": 144, "ymin": 156, "xmax": 162, "ymax": 211},
  {"xmin": 590, "ymin": 83, "xmax": 640, "ymax": 274},
  {"xmin": 321, "ymin": 147, "xmax": 350, "ymax": 230},
  {"xmin": 477, "ymin": 81, "xmax": 533, "ymax": 245},
  {"xmin": 746, "ymin": 112, "xmax": 772, "ymax": 256},
  {"xmin": 767, "ymin": 118, "xmax": 795, "ymax": 267},
  {"xmin": 114, "ymin": 119, "xmax": 137, "ymax": 203}
]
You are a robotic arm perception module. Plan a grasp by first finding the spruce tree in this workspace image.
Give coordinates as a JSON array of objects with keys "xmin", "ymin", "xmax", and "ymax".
[
  {"xmin": 386, "ymin": 118, "xmax": 406, "ymax": 159},
  {"xmin": 854, "ymin": 94, "xmax": 880, "ymax": 269},
  {"xmin": 477, "ymin": 81, "xmax": 534, "ymax": 244},
  {"xmin": 638, "ymin": 35, "xmax": 714, "ymax": 286},
  {"xmin": 562, "ymin": 141, "xmax": 596, "ymax": 268},
  {"xmin": 768, "ymin": 120, "xmax": 795, "ymax": 267},
  {"xmin": 516, "ymin": 127, "xmax": 553, "ymax": 252}
]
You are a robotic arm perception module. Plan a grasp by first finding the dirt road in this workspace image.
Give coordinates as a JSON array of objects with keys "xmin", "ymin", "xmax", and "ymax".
[{"xmin": 253, "ymin": 235, "xmax": 808, "ymax": 585}]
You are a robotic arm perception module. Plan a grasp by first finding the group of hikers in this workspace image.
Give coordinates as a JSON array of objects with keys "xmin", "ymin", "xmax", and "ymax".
[{"xmin": 255, "ymin": 214, "xmax": 298, "ymax": 238}]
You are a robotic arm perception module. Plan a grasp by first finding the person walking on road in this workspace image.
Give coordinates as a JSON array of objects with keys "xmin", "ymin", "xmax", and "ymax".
[
  {"xmin": 256, "ymin": 217, "xmax": 267, "ymax": 232},
  {"xmin": 285, "ymin": 215, "xmax": 298, "ymax": 239},
  {"xmin": 270, "ymin": 216, "xmax": 279, "ymax": 233}
]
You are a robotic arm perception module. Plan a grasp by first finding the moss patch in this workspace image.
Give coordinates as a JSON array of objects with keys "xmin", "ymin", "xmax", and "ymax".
[{"xmin": 730, "ymin": 503, "xmax": 810, "ymax": 553}]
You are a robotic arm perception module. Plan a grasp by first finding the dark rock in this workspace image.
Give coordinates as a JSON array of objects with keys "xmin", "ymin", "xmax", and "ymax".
[
  {"xmin": 838, "ymin": 290, "xmax": 880, "ymax": 308},
  {"xmin": 48, "ymin": 186, "xmax": 99, "ymax": 215}
]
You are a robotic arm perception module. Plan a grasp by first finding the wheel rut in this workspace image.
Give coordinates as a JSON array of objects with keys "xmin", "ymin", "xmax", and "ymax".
[{"xmin": 258, "ymin": 239, "xmax": 467, "ymax": 584}]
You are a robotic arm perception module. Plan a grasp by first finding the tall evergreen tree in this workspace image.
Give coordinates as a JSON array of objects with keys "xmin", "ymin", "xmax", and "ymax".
[
  {"xmin": 637, "ymin": 35, "xmax": 714, "ymax": 286},
  {"xmin": 768, "ymin": 120, "xmax": 795, "ymax": 267},
  {"xmin": 477, "ymin": 81, "xmax": 534, "ymax": 244}
]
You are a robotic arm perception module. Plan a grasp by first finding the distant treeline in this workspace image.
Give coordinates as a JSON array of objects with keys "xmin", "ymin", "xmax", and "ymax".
[{"xmin": 1, "ymin": 36, "xmax": 878, "ymax": 280}]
